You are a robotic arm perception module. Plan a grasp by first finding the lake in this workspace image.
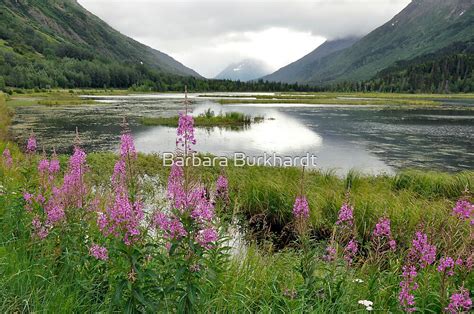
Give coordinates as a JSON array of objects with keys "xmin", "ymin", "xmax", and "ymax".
[{"xmin": 10, "ymin": 93, "xmax": 474, "ymax": 175}]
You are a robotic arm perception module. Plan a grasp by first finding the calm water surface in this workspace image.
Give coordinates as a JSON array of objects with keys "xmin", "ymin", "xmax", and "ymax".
[{"xmin": 10, "ymin": 93, "xmax": 474, "ymax": 174}]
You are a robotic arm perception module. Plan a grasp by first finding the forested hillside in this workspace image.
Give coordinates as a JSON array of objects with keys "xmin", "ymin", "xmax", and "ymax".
[
  {"xmin": 0, "ymin": 0, "xmax": 201, "ymax": 89},
  {"xmin": 330, "ymin": 41, "xmax": 474, "ymax": 93}
]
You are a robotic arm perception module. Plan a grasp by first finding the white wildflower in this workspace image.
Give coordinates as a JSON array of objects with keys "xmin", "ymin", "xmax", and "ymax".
[{"xmin": 358, "ymin": 300, "xmax": 374, "ymax": 311}]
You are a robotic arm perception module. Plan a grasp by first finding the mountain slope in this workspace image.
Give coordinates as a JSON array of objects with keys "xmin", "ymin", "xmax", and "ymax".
[
  {"xmin": 0, "ymin": 0, "xmax": 200, "ymax": 89},
  {"xmin": 271, "ymin": 0, "xmax": 474, "ymax": 85},
  {"xmin": 262, "ymin": 37, "xmax": 359, "ymax": 84},
  {"xmin": 355, "ymin": 40, "xmax": 474, "ymax": 93},
  {"xmin": 215, "ymin": 59, "xmax": 272, "ymax": 82}
]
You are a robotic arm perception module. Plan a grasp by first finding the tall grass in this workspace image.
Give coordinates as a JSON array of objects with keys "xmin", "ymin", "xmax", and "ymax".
[
  {"xmin": 0, "ymin": 92, "xmax": 12, "ymax": 140},
  {"xmin": 85, "ymin": 153, "xmax": 473, "ymax": 248},
  {"xmin": 0, "ymin": 144, "xmax": 472, "ymax": 312}
]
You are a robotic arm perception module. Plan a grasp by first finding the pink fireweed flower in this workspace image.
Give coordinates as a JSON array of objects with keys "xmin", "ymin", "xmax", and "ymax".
[
  {"xmin": 61, "ymin": 146, "xmax": 87, "ymax": 208},
  {"xmin": 190, "ymin": 187, "xmax": 215, "ymax": 222},
  {"xmin": 445, "ymin": 288, "xmax": 472, "ymax": 314},
  {"xmin": 49, "ymin": 152, "xmax": 60, "ymax": 174},
  {"xmin": 152, "ymin": 212, "xmax": 187, "ymax": 240},
  {"xmin": 466, "ymin": 255, "xmax": 473, "ymax": 271},
  {"xmin": 23, "ymin": 192, "xmax": 34, "ymax": 211},
  {"xmin": 111, "ymin": 158, "xmax": 126, "ymax": 186},
  {"xmin": 97, "ymin": 212, "xmax": 108, "ymax": 231},
  {"xmin": 45, "ymin": 201, "xmax": 65, "ymax": 225},
  {"xmin": 399, "ymin": 265, "xmax": 418, "ymax": 312},
  {"xmin": 166, "ymin": 167, "xmax": 215, "ymax": 219},
  {"xmin": 373, "ymin": 217, "xmax": 391, "ymax": 238},
  {"xmin": 31, "ymin": 216, "xmax": 49, "ymax": 239},
  {"xmin": 44, "ymin": 188, "xmax": 65, "ymax": 225},
  {"xmin": 176, "ymin": 112, "xmax": 196, "ymax": 152},
  {"xmin": 409, "ymin": 231, "xmax": 436, "ymax": 268},
  {"xmin": 167, "ymin": 163, "xmax": 186, "ymax": 209},
  {"xmin": 35, "ymin": 193, "xmax": 46, "ymax": 204},
  {"xmin": 100, "ymin": 191, "xmax": 144, "ymax": 245},
  {"xmin": 373, "ymin": 217, "xmax": 396, "ymax": 251},
  {"xmin": 216, "ymin": 175, "xmax": 229, "ymax": 200},
  {"xmin": 389, "ymin": 239, "xmax": 397, "ymax": 250},
  {"xmin": 120, "ymin": 133, "xmax": 137, "ymax": 160},
  {"xmin": 323, "ymin": 245, "xmax": 337, "ymax": 262},
  {"xmin": 344, "ymin": 239, "xmax": 359, "ymax": 264},
  {"xmin": 293, "ymin": 195, "xmax": 310, "ymax": 219},
  {"xmin": 437, "ymin": 256, "xmax": 455, "ymax": 276},
  {"xmin": 452, "ymin": 199, "xmax": 473, "ymax": 222},
  {"xmin": 99, "ymin": 134, "xmax": 143, "ymax": 246},
  {"xmin": 336, "ymin": 202, "xmax": 354, "ymax": 226},
  {"xmin": 89, "ymin": 244, "xmax": 109, "ymax": 261},
  {"xmin": 23, "ymin": 192, "xmax": 33, "ymax": 203},
  {"xmin": 38, "ymin": 158, "xmax": 50, "ymax": 174},
  {"xmin": 26, "ymin": 134, "xmax": 37, "ymax": 154},
  {"xmin": 2, "ymin": 148, "xmax": 12, "ymax": 167},
  {"xmin": 196, "ymin": 227, "xmax": 218, "ymax": 249}
]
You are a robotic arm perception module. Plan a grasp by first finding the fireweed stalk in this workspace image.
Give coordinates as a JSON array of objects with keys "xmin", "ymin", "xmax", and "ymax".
[
  {"xmin": 324, "ymin": 194, "xmax": 359, "ymax": 265},
  {"xmin": 292, "ymin": 167, "xmax": 317, "ymax": 299},
  {"xmin": 26, "ymin": 132, "xmax": 37, "ymax": 154},
  {"xmin": 399, "ymin": 230, "xmax": 437, "ymax": 312},
  {"xmin": 97, "ymin": 126, "xmax": 143, "ymax": 246},
  {"xmin": 293, "ymin": 167, "xmax": 309, "ymax": 236},
  {"xmin": 24, "ymin": 130, "xmax": 91, "ymax": 245},
  {"xmin": 435, "ymin": 196, "xmax": 473, "ymax": 308},
  {"xmin": 23, "ymin": 151, "xmax": 63, "ymax": 239},
  {"xmin": 2, "ymin": 147, "xmax": 13, "ymax": 167},
  {"xmin": 90, "ymin": 124, "xmax": 155, "ymax": 311},
  {"xmin": 150, "ymin": 89, "xmax": 224, "ymax": 311},
  {"xmin": 369, "ymin": 217, "xmax": 397, "ymax": 264},
  {"xmin": 215, "ymin": 172, "xmax": 229, "ymax": 207}
]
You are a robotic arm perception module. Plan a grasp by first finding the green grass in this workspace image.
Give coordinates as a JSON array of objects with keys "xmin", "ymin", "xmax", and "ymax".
[
  {"xmin": 0, "ymin": 93, "xmax": 12, "ymax": 140},
  {"xmin": 5, "ymin": 92, "xmax": 99, "ymax": 107},
  {"xmin": 140, "ymin": 110, "xmax": 260, "ymax": 127},
  {"xmin": 83, "ymin": 152, "xmax": 474, "ymax": 248},
  {"xmin": 0, "ymin": 145, "xmax": 472, "ymax": 312},
  {"xmin": 217, "ymin": 92, "xmax": 444, "ymax": 106}
]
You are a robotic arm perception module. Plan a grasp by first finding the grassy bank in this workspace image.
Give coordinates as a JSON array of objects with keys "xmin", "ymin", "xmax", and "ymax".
[
  {"xmin": 214, "ymin": 92, "xmax": 474, "ymax": 106},
  {"xmin": 1, "ymin": 145, "xmax": 473, "ymax": 312},
  {"xmin": 140, "ymin": 110, "xmax": 262, "ymax": 127},
  {"xmin": 5, "ymin": 91, "xmax": 99, "ymax": 107},
  {"xmin": 0, "ymin": 139, "xmax": 473, "ymax": 311},
  {"xmin": 0, "ymin": 92, "xmax": 12, "ymax": 140},
  {"xmin": 88, "ymin": 153, "xmax": 473, "ymax": 246}
]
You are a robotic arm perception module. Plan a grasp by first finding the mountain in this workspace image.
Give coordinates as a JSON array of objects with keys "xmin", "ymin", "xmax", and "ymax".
[
  {"xmin": 265, "ymin": 0, "xmax": 474, "ymax": 86},
  {"xmin": 0, "ymin": 0, "xmax": 200, "ymax": 89},
  {"xmin": 215, "ymin": 59, "xmax": 272, "ymax": 82},
  {"xmin": 261, "ymin": 37, "xmax": 359, "ymax": 84}
]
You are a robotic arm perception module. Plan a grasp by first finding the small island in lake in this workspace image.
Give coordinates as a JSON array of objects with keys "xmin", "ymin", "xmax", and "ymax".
[{"xmin": 140, "ymin": 109, "xmax": 264, "ymax": 127}]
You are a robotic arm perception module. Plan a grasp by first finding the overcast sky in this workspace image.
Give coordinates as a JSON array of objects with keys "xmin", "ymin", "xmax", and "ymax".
[{"xmin": 78, "ymin": 0, "xmax": 410, "ymax": 78}]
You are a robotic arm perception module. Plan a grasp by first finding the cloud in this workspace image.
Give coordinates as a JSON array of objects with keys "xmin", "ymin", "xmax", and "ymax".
[{"xmin": 78, "ymin": 0, "xmax": 410, "ymax": 77}]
